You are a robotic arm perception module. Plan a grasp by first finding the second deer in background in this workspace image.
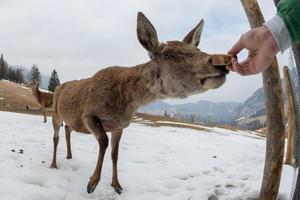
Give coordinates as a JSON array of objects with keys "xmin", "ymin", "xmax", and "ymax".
[{"xmin": 31, "ymin": 81, "xmax": 53, "ymax": 123}]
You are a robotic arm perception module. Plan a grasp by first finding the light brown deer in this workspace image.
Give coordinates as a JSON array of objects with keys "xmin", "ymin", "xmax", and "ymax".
[
  {"xmin": 31, "ymin": 81, "xmax": 53, "ymax": 123},
  {"xmin": 50, "ymin": 12, "xmax": 229, "ymax": 194}
]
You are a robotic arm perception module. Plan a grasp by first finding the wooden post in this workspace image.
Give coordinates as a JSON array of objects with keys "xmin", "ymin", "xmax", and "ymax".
[
  {"xmin": 283, "ymin": 66, "xmax": 296, "ymax": 166},
  {"xmin": 273, "ymin": 1, "xmax": 300, "ymax": 199},
  {"xmin": 240, "ymin": 0, "xmax": 285, "ymax": 199},
  {"xmin": 291, "ymin": 45, "xmax": 300, "ymax": 200}
]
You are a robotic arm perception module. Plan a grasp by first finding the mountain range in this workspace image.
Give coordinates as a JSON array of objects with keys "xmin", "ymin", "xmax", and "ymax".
[
  {"xmin": 139, "ymin": 67, "xmax": 299, "ymax": 124},
  {"xmin": 139, "ymin": 100, "xmax": 239, "ymax": 123}
]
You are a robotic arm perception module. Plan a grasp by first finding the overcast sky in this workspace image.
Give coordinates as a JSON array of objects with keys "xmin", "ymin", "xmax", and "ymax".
[{"xmin": 0, "ymin": 0, "xmax": 290, "ymax": 104}]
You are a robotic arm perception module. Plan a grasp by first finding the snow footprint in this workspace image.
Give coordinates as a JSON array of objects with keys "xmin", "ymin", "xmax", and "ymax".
[
  {"xmin": 164, "ymin": 181, "xmax": 182, "ymax": 190},
  {"xmin": 131, "ymin": 159, "xmax": 147, "ymax": 164},
  {"xmin": 176, "ymin": 172, "xmax": 200, "ymax": 181},
  {"xmin": 22, "ymin": 175, "xmax": 47, "ymax": 187},
  {"xmin": 70, "ymin": 164, "xmax": 80, "ymax": 171},
  {"xmin": 208, "ymin": 194, "xmax": 219, "ymax": 200}
]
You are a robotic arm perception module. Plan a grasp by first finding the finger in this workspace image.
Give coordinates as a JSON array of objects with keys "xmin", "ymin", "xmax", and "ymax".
[
  {"xmin": 248, "ymin": 50, "xmax": 255, "ymax": 57},
  {"xmin": 232, "ymin": 59, "xmax": 252, "ymax": 76},
  {"xmin": 232, "ymin": 57, "xmax": 249, "ymax": 68},
  {"xmin": 226, "ymin": 58, "xmax": 237, "ymax": 72},
  {"xmin": 247, "ymin": 58, "xmax": 258, "ymax": 74},
  {"xmin": 232, "ymin": 59, "xmax": 244, "ymax": 73},
  {"xmin": 240, "ymin": 58, "xmax": 250, "ymax": 66},
  {"xmin": 226, "ymin": 64, "xmax": 234, "ymax": 72},
  {"xmin": 228, "ymin": 36, "xmax": 245, "ymax": 55},
  {"xmin": 238, "ymin": 57, "xmax": 258, "ymax": 75},
  {"xmin": 238, "ymin": 68, "xmax": 253, "ymax": 76},
  {"xmin": 235, "ymin": 66, "xmax": 252, "ymax": 76}
]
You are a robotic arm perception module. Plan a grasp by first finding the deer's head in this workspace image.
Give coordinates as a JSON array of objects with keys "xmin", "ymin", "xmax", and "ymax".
[{"xmin": 137, "ymin": 12, "xmax": 228, "ymax": 98}]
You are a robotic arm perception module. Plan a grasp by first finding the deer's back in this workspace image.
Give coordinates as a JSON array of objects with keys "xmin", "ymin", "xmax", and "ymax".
[
  {"xmin": 40, "ymin": 92, "xmax": 53, "ymax": 107},
  {"xmin": 53, "ymin": 66, "xmax": 139, "ymax": 131}
]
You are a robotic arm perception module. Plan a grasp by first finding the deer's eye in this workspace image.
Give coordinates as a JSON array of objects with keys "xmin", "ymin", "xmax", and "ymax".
[{"xmin": 163, "ymin": 52, "xmax": 171, "ymax": 60}]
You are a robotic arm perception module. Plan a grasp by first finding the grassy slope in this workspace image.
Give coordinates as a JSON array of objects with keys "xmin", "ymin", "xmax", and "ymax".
[{"xmin": 0, "ymin": 80, "xmax": 55, "ymax": 116}]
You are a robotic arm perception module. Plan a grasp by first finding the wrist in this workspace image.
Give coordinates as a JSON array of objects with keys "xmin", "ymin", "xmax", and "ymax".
[
  {"xmin": 260, "ymin": 26, "xmax": 279, "ymax": 54},
  {"xmin": 264, "ymin": 15, "xmax": 291, "ymax": 53}
]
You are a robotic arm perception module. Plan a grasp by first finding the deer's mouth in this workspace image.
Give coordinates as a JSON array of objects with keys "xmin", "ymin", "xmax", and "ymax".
[
  {"xmin": 201, "ymin": 74, "xmax": 225, "ymax": 83},
  {"xmin": 200, "ymin": 73, "xmax": 227, "ymax": 89}
]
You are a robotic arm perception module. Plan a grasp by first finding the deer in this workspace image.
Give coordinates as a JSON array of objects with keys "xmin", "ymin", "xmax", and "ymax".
[
  {"xmin": 30, "ymin": 81, "xmax": 53, "ymax": 123},
  {"xmin": 50, "ymin": 12, "xmax": 229, "ymax": 195}
]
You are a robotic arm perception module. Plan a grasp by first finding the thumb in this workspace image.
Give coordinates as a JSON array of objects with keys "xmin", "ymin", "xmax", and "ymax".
[{"xmin": 228, "ymin": 36, "xmax": 245, "ymax": 55}]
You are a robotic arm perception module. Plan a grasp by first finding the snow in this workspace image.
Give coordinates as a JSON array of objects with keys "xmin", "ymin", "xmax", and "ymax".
[
  {"xmin": 39, "ymin": 88, "xmax": 52, "ymax": 93},
  {"xmin": 20, "ymin": 86, "xmax": 29, "ymax": 90},
  {"xmin": 0, "ymin": 111, "xmax": 294, "ymax": 200},
  {"xmin": 235, "ymin": 117, "xmax": 246, "ymax": 121},
  {"xmin": 155, "ymin": 120, "xmax": 208, "ymax": 129},
  {"xmin": 279, "ymin": 165, "xmax": 295, "ymax": 199},
  {"xmin": 148, "ymin": 120, "xmax": 262, "ymax": 139}
]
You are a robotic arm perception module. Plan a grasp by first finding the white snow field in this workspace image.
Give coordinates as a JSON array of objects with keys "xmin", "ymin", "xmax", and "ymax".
[{"xmin": 0, "ymin": 111, "xmax": 294, "ymax": 200}]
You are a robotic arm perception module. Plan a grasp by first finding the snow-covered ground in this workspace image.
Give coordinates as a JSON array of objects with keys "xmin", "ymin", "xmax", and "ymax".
[{"xmin": 0, "ymin": 111, "xmax": 294, "ymax": 200}]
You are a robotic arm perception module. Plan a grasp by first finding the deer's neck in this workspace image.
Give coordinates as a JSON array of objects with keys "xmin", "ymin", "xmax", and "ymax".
[
  {"xmin": 127, "ymin": 61, "xmax": 167, "ymax": 108},
  {"xmin": 32, "ymin": 87, "xmax": 41, "ymax": 100}
]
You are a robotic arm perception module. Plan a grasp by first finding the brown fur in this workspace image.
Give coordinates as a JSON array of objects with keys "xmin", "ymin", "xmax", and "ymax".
[
  {"xmin": 31, "ymin": 82, "xmax": 53, "ymax": 123},
  {"xmin": 50, "ymin": 12, "xmax": 229, "ymax": 194}
]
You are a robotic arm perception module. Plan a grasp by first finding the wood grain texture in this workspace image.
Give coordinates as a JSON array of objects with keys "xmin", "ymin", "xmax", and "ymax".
[
  {"xmin": 291, "ymin": 45, "xmax": 300, "ymax": 167},
  {"xmin": 291, "ymin": 44, "xmax": 300, "ymax": 200},
  {"xmin": 283, "ymin": 66, "xmax": 296, "ymax": 166}
]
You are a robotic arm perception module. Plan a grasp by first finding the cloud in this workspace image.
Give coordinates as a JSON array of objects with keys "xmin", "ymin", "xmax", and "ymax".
[{"xmin": 0, "ymin": 0, "xmax": 288, "ymax": 103}]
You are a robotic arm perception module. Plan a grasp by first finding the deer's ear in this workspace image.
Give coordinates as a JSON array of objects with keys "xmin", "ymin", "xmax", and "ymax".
[
  {"xmin": 137, "ymin": 12, "xmax": 160, "ymax": 54},
  {"xmin": 182, "ymin": 19, "xmax": 204, "ymax": 47}
]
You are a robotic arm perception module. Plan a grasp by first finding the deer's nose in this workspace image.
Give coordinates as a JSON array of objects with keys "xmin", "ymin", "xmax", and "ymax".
[{"xmin": 207, "ymin": 56, "xmax": 213, "ymax": 65}]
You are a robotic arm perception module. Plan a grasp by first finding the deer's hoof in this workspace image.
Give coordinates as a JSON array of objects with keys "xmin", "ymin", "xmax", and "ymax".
[
  {"xmin": 87, "ymin": 177, "xmax": 100, "ymax": 194},
  {"xmin": 111, "ymin": 182, "xmax": 123, "ymax": 194},
  {"xmin": 87, "ymin": 183, "xmax": 96, "ymax": 194},
  {"xmin": 50, "ymin": 163, "xmax": 57, "ymax": 169},
  {"xmin": 66, "ymin": 155, "xmax": 72, "ymax": 159}
]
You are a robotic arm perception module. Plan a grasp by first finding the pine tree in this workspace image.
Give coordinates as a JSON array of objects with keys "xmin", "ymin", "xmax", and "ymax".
[
  {"xmin": 48, "ymin": 69, "xmax": 60, "ymax": 92},
  {"xmin": 15, "ymin": 68, "xmax": 25, "ymax": 83},
  {"xmin": 30, "ymin": 64, "xmax": 41, "ymax": 84},
  {"xmin": 0, "ymin": 54, "xmax": 8, "ymax": 80}
]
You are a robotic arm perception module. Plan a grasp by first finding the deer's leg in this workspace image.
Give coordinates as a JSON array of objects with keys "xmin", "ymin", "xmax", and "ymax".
[
  {"xmin": 111, "ymin": 129, "xmax": 123, "ymax": 194},
  {"xmin": 83, "ymin": 116, "xmax": 108, "ymax": 194},
  {"xmin": 65, "ymin": 125, "xmax": 72, "ymax": 159},
  {"xmin": 50, "ymin": 115, "xmax": 61, "ymax": 169},
  {"xmin": 42, "ymin": 107, "xmax": 47, "ymax": 123}
]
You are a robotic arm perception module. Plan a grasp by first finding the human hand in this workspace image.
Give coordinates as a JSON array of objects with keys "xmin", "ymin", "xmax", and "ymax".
[{"xmin": 227, "ymin": 26, "xmax": 279, "ymax": 76}]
